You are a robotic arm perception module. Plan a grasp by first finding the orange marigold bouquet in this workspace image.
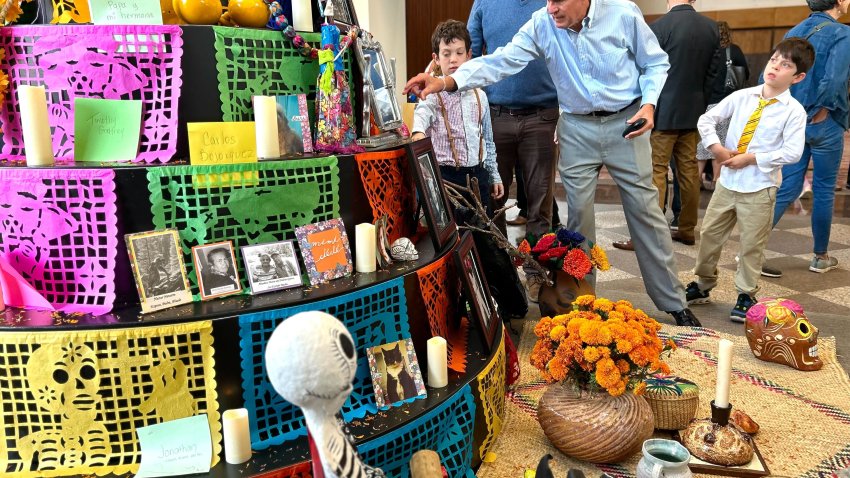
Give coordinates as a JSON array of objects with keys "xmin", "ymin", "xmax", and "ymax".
[
  {"xmin": 516, "ymin": 227, "xmax": 609, "ymax": 280},
  {"xmin": 530, "ymin": 294, "xmax": 677, "ymax": 396}
]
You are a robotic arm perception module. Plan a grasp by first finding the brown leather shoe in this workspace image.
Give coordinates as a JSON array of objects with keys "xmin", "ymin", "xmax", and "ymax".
[
  {"xmin": 612, "ymin": 239, "xmax": 634, "ymax": 251},
  {"xmin": 507, "ymin": 215, "xmax": 528, "ymax": 226},
  {"xmin": 671, "ymin": 231, "xmax": 695, "ymax": 246}
]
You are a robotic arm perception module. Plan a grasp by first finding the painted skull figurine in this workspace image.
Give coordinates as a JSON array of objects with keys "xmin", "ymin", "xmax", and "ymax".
[
  {"xmin": 390, "ymin": 237, "xmax": 418, "ymax": 261},
  {"xmin": 745, "ymin": 297, "xmax": 822, "ymax": 371}
]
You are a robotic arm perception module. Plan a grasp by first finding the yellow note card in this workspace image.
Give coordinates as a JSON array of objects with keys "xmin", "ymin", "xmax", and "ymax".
[{"xmin": 188, "ymin": 122, "xmax": 258, "ymax": 187}]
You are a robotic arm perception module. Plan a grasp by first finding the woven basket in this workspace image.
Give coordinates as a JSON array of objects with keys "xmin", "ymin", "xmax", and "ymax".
[{"xmin": 644, "ymin": 375, "xmax": 699, "ymax": 430}]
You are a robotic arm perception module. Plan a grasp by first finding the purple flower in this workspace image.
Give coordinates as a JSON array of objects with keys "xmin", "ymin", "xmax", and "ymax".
[{"xmin": 556, "ymin": 228, "xmax": 585, "ymax": 247}]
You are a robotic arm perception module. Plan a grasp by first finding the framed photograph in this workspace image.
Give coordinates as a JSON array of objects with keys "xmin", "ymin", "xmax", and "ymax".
[
  {"xmin": 192, "ymin": 241, "xmax": 243, "ymax": 300},
  {"xmin": 454, "ymin": 232, "xmax": 499, "ymax": 352},
  {"xmin": 241, "ymin": 241, "xmax": 303, "ymax": 294},
  {"xmin": 125, "ymin": 229, "xmax": 192, "ymax": 313},
  {"xmin": 294, "ymin": 218, "xmax": 353, "ymax": 286},
  {"xmin": 366, "ymin": 338, "xmax": 427, "ymax": 409},
  {"xmin": 354, "ymin": 31, "xmax": 403, "ymax": 132},
  {"xmin": 328, "ymin": 0, "xmax": 358, "ymax": 29},
  {"xmin": 407, "ymin": 137, "xmax": 457, "ymax": 251}
]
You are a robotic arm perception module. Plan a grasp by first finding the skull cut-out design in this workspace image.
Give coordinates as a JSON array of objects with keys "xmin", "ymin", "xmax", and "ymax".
[{"xmin": 745, "ymin": 297, "xmax": 822, "ymax": 371}]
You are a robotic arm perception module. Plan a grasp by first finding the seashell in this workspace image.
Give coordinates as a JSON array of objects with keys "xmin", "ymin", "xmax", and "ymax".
[{"xmin": 390, "ymin": 237, "xmax": 418, "ymax": 261}]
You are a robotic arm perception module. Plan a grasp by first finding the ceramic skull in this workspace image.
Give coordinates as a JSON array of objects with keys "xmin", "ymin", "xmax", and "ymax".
[
  {"xmin": 265, "ymin": 311, "xmax": 357, "ymax": 413},
  {"xmin": 745, "ymin": 297, "xmax": 822, "ymax": 371},
  {"xmin": 390, "ymin": 237, "xmax": 418, "ymax": 261}
]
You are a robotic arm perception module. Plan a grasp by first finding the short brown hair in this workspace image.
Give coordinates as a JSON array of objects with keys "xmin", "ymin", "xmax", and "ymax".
[
  {"xmin": 773, "ymin": 37, "xmax": 815, "ymax": 75},
  {"xmin": 431, "ymin": 19, "xmax": 471, "ymax": 55}
]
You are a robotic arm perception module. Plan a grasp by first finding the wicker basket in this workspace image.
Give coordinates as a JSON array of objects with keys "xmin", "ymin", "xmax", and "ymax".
[{"xmin": 644, "ymin": 375, "xmax": 700, "ymax": 430}]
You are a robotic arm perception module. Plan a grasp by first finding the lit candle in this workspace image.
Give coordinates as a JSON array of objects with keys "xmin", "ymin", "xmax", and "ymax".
[
  {"xmin": 222, "ymin": 408, "xmax": 252, "ymax": 464},
  {"xmin": 17, "ymin": 85, "xmax": 54, "ymax": 166},
  {"xmin": 291, "ymin": 0, "xmax": 313, "ymax": 32},
  {"xmin": 253, "ymin": 96, "xmax": 279, "ymax": 159},
  {"xmin": 715, "ymin": 338, "xmax": 734, "ymax": 408},
  {"xmin": 427, "ymin": 336, "xmax": 448, "ymax": 388},
  {"xmin": 355, "ymin": 223, "xmax": 376, "ymax": 273}
]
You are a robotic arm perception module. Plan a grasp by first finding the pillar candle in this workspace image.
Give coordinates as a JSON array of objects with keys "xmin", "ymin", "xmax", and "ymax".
[
  {"xmin": 253, "ymin": 96, "xmax": 279, "ymax": 159},
  {"xmin": 222, "ymin": 408, "xmax": 252, "ymax": 464},
  {"xmin": 427, "ymin": 336, "xmax": 448, "ymax": 388},
  {"xmin": 17, "ymin": 85, "xmax": 54, "ymax": 166},
  {"xmin": 715, "ymin": 338, "xmax": 734, "ymax": 408},
  {"xmin": 355, "ymin": 223, "xmax": 376, "ymax": 273},
  {"xmin": 291, "ymin": 0, "xmax": 313, "ymax": 32}
]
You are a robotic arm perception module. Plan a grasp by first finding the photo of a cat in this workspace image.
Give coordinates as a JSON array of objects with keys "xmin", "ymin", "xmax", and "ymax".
[{"xmin": 366, "ymin": 338, "xmax": 427, "ymax": 408}]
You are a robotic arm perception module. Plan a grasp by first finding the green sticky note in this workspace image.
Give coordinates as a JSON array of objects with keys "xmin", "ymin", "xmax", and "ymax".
[
  {"xmin": 74, "ymin": 98, "xmax": 143, "ymax": 162},
  {"xmin": 89, "ymin": 0, "xmax": 163, "ymax": 25},
  {"xmin": 135, "ymin": 414, "xmax": 212, "ymax": 478}
]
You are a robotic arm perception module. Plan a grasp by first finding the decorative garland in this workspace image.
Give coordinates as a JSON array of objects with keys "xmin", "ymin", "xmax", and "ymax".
[{"xmin": 266, "ymin": 0, "xmax": 356, "ymax": 59}]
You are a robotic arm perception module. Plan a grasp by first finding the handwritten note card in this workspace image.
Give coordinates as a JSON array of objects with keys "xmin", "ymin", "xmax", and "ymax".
[
  {"xmin": 90, "ymin": 0, "xmax": 164, "ymax": 25},
  {"xmin": 188, "ymin": 122, "xmax": 258, "ymax": 166},
  {"xmin": 295, "ymin": 218, "xmax": 353, "ymax": 286},
  {"xmin": 135, "ymin": 414, "xmax": 212, "ymax": 477},
  {"xmin": 74, "ymin": 98, "xmax": 142, "ymax": 162}
]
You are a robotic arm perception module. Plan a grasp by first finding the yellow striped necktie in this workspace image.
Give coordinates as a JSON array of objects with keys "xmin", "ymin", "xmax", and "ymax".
[{"xmin": 737, "ymin": 97, "xmax": 778, "ymax": 153}]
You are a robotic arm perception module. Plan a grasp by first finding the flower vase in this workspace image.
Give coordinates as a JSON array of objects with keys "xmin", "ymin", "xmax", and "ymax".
[
  {"xmin": 538, "ymin": 269, "xmax": 595, "ymax": 318},
  {"xmin": 537, "ymin": 382, "xmax": 654, "ymax": 463}
]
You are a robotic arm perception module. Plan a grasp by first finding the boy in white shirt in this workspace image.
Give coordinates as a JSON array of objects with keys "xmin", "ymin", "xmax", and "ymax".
[{"xmin": 687, "ymin": 37, "xmax": 813, "ymax": 322}]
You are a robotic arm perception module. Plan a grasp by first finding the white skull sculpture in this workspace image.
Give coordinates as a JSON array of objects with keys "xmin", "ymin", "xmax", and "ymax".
[{"xmin": 390, "ymin": 237, "xmax": 418, "ymax": 261}]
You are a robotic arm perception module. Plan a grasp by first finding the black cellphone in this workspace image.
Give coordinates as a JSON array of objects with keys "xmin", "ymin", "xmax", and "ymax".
[{"xmin": 622, "ymin": 118, "xmax": 647, "ymax": 138}]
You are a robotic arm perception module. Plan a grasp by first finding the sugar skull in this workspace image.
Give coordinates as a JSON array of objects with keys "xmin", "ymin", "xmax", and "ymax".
[{"xmin": 745, "ymin": 298, "xmax": 822, "ymax": 371}]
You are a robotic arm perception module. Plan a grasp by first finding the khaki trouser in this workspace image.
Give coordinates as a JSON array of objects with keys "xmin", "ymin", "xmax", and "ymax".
[
  {"xmin": 650, "ymin": 129, "xmax": 701, "ymax": 238},
  {"xmin": 694, "ymin": 183, "xmax": 776, "ymax": 296}
]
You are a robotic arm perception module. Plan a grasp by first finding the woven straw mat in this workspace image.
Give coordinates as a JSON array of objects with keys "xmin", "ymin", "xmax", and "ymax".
[{"xmin": 476, "ymin": 322, "xmax": 850, "ymax": 478}]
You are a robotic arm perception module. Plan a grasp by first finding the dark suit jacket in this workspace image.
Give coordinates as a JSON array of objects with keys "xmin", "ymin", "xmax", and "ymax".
[{"xmin": 650, "ymin": 4, "xmax": 721, "ymax": 130}]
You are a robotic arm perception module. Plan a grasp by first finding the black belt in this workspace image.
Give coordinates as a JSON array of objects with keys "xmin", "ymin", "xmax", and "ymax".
[
  {"xmin": 584, "ymin": 98, "xmax": 640, "ymax": 117},
  {"xmin": 489, "ymin": 105, "xmax": 542, "ymax": 116},
  {"xmin": 439, "ymin": 163, "xmax": 484, "ymax": 173}
]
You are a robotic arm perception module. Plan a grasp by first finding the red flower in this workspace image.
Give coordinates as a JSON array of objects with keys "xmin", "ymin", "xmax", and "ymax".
[
  {"xmin": 562, "ymin": 248, "xmax": 593, "ymax": 279},
  {"xmin": 518, "ymin": 239, "xmax": 532, "ymax": 255},
  {"xmin": 532, "ymin": 234, "xmax": 558, "ymax": 253},
  {"xmin": 538, "ymin": 246, "xmax": 569, "ymax": 262}
]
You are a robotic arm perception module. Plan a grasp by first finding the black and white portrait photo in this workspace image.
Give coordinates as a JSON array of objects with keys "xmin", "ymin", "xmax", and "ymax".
[
  {"xmin": 241, "ymin": 241, "xmax": 303, "ymax": 294},
  {"xmin": 192, "ymin": 241, "xmax": 242, "ymax": 300},
  {"xmin": 125, "ymin": 229, "xmax": 192, "ymax": 313}
]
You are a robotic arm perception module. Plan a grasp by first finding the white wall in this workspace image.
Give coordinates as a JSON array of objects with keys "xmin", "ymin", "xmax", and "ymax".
[
  {"xmin": 352, "ymin": 0, "xmax": 407, "ymax": 108},
  {"xmin": 634, "ymin": 0, "xmax": 808, "ymax": 15}
]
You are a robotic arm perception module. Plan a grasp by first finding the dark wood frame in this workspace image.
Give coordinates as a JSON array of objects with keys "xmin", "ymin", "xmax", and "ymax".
[
  {"xmin": 672, "ymin": 431, "xmax": 770, "ymax": 477},
  {"xmin": 454, "ymin": 232, "xmax": 499, "ymax": 353},
  {"xmin": 407, "ymin": 137, "xmax": 456, "ymax": 251}
]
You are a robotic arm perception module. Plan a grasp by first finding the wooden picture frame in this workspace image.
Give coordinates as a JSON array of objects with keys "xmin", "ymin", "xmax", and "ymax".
[
  {"xmin": 294, "ymin": 218, "xmax": 353, "ymax": 286},
  {"xmin": 454, "ymin": 232, "xmax": 499, "ymax": 352},
  {"xmin": 407, "ymin": 137, "xmax": 457, "ymax": 251},
  {"xmin": 192, "ymin": 241, "xmax": 243, "ymax": 300}
]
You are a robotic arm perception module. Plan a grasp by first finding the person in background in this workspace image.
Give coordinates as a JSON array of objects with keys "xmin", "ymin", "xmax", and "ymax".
[
  {"xmin": 613, "ymin": 0, "xmax": 720, "ymax": 250},
  {"xmin": 762, "ymin": 0, "xmax": 850, "ymax": 278},
  {"xmin": 688, "ymin": 38, "xmax": 810, "ymax": 321},
  {"xmin": 411, "ymin": 19, "xmax": 504, "ymax": 214},
  {"xmin": 405, "ymin": 0, "xmax": 702, "ymax": 327},
  {"xmin": 467, "ymin": 0, "xmax": 560, "ymax": 301}
]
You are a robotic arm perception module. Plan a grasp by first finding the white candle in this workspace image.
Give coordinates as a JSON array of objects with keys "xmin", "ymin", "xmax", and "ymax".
[
  {"xmin": 715, "ymin": 338, "xmax": 734, "ymax": 408},
  {"xmin": 291, "ymin": 0, "xmax": 313, "ymax": 32},
  {"xmin": 355, "ymin": 223, "xmax": 377, "ymax": 273},
  {"xmin": 17, "ymin": 85, "xmax": 54, "ymax": 166},
  {"xmin": 427, "ymin": 336, "xmax": 448, "ymax": 388},
  {"xmin": 253, "ymin": 96, "xmax": 279, "ymax": 159},
  {"xmin": 222, "ymin": 408, "xmax": 252, "ymax": 464}
]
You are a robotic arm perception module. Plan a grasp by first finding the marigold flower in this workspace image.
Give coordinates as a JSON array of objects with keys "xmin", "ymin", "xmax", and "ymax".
[
  {"xmin": 534, "ymin": 317, "xmax": 554, "ymax": 339},
  {"xmin": 575, "ymin": 295, "xmax": 596, "ymax": 308},
  {"xmin": 583, "ymin": 346, "xmax": 601, "ymax": 363},
  {"xmin": 608, "ymin": 379, "xmax": 627, "ymax": 397},
  {"xmin": 666, "ymin": 338, "xmax": 678, "ymax": 351},
  {"xmin": 616, "ymin": 339, "xmax": 634, "ymax": 354},
  {"xmin": 616, "ymin": 359, "xmax": 631, "ymax": 374},
  {"xmin": 590, "ymin": 244, "xmax": 610, "ymax": 271},
  {"xmin": 0, "ymin": 70, "xmax": 8, "ymax": 104},
  {"xmin": 548, "ymin": 357, "xmax": 568, "ymax": 381},
  {"xmin": 593, "ymin": 298, "xmax": 614, "ymax": 313},
  {"xmin": 550, "ymin": 325, "xmax": 567, "ymax": 341},
  {"xmin": 634, "ymin": 381, "xmax": 647, "ymax": 396},
  {"xmin": 562, "ymin": 248, "xmax": 593, "ymax": 279}
]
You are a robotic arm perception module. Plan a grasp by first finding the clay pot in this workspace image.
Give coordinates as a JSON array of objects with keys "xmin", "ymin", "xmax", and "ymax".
[
  {"xmin": 227, "ymin": 0, "xmax": 270, "ymax": 27},
  {"xmin": 537, "ymin": 383, "xmax": 654, "ymax": 463},
  {"xmin": 172, "ymin": 0, "xmax": 222, "ymax": 24},
  {"xmin": 537, "ymin": 269, "xmax": 595, "ymax": 318}
]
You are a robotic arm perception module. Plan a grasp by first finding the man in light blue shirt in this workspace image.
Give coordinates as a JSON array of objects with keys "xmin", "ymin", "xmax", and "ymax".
[{"xmin": 405, "ymin": 0, "xmax": 701, "ymax": 326}]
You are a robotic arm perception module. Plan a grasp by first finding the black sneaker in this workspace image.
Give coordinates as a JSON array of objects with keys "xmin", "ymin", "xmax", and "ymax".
[
  {"xmin": 669, "ymin": 308, "xmax": 702, "ymax": 327},
  {"xmin": 730, "ymin": 293, "xmax": 756, "ymax": 323},
  {"xmin": 761, "ymin": 265, "xmax": 782, "ymax": 278},
  {"xmin": 685, "ymin": 281, "xmax": 711, "ymax": 305}
]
